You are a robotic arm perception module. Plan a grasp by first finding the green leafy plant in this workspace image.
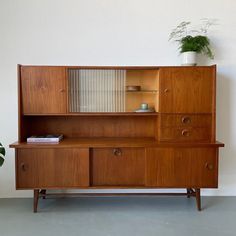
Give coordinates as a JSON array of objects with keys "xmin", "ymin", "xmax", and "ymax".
[
  {"xmin": 169, "ymin": 19, "xmax": 216, "ymax": 59},
  {"xmin": 0, "ymin": 143, "xmax": 5, "ymax": 166}
]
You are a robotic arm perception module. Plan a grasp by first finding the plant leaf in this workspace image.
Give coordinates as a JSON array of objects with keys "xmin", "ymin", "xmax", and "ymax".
[{"xmin": 0, "ymin": 155, "xmax": 4, "ymax": 167}]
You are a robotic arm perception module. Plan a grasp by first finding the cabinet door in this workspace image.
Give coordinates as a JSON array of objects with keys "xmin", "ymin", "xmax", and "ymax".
[
  {"xmin": 21, "ymin": 66, "xmax": 67, "ymax": 114},
  {"xmin": 159, "ymin": 67, "xmax": 215, "ymax": 113},
  {"xmin": 91, "ymin": 148, "xmax": 145, "ymax": 186},
  {"xmin": 146, "ymin": 148, "xmax": 218, "ymax": 188},
  {"xmin": 16, "ymin": 148, "xmax": 89, "ymax": 189}
]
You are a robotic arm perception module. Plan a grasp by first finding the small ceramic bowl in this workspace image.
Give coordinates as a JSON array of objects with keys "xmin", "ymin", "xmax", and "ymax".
[{"xmin": 126, "ymin": 85, "xmax": 141, "ymax": 91}]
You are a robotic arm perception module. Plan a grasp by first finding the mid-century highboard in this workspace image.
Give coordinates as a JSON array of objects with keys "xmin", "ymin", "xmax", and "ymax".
[{"xmin": 10, "ymin": 65, "xmax": 224, "ymax": 212}]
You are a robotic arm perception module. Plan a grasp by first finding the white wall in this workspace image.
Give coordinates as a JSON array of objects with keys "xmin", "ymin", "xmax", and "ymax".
[{"xmin": 0, "ymin": 0, "xmax": 235, "ymax": 197}]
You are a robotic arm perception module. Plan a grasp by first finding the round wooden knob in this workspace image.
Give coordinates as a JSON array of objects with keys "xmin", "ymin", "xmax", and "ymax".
[
  {"xmin": 181, "ymin": 129, "xmax": 190, "ymax": 137},
  {"xmin": 181, "ymin": 116, "xmax": 191, "ymax": 124},
  {"xmin": 113, "ymin": 148, "xmax": 122, "ymax": 156},
  {"xmin": 20, "ymin": 163, "xmax": 28, "ymax": 171},
  {"xmin": 164, "ymin": 88, "xmax": 170, "ymax": 93},
  {"xmin": 205, "ymin": 163, "xmax": 214, "ymax": 170}
]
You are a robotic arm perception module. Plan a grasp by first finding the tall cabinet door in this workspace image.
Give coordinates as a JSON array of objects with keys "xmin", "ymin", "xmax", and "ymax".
[
  {"xmin": 158, "ymin": 67, "xmax": 215, "ymax": 113},
  {"xmin": 21, "ymin": 66, "xmax": 67, "ymax": 114}
]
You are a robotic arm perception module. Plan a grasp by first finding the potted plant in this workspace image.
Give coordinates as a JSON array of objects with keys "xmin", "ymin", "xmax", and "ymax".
[
  {"xmin": 0, "ymin": 143, "xmax": 5, "ymax": 166},
  {"xmin": 169, "ymin": 19, "xmax": 215, "ymax": 65}
]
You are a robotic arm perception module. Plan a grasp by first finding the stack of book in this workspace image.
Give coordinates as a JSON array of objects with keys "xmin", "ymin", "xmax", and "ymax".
[{"xmin": 27, "ymin": 134, "xmax": 63, "ymax": 143}]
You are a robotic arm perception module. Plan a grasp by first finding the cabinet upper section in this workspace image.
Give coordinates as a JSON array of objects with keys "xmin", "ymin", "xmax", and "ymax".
[
  {"xmin": 21, "ymin": 66, "xmax": 67, "ymax": 114},
  {"xmin": 19, "ymin": 65, "xmax": 216, "ymax": 115},
  {"xmin": 159, "ymin": 67, "xmax": 215, "ymax": 113}
]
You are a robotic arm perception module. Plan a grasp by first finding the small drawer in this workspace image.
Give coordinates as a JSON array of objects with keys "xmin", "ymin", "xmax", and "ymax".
[
  {"xmin": 160, "ymin": 114, "xmax": 212, "ymax": 127},
  {"xmin": 159, "ymin": 127, "xmax": 211, "ymax": 142}
]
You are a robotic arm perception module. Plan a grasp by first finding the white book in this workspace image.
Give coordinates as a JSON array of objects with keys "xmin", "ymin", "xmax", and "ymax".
[{"xmin": 27, "ymin": 134, "xmax": 63, "ymax": 143}]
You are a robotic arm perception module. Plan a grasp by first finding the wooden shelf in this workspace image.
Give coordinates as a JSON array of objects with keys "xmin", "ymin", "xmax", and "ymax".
[
  {"xmin": 10, "ymin": 138, "xmax": 225, "ymax": 149},
  {"xmin": 23, "ymin": 112, "xmax": 159, "ymax": 116},
  {"xmin": 126, "ymin": 90, "xmax": 158, "ymax": 93}
]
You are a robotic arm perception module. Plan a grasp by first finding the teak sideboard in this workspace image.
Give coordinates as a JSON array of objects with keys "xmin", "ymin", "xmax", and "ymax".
[{"xmin": 10, "ymin": 65, "xmax": 224, "ymax": 212}]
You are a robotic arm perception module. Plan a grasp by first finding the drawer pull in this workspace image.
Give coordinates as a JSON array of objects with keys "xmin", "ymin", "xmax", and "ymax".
[
  {"xmin": 59, "ymin": 88, "xmax": 66, "ymax": 93},
  {"xmin": 20, "ymin": 163, "xmax": 28, "ymax": 171},
  {"xmin": 205, "ymin": 163, "xmax": 214, "ymax": 170},
  {"xmin": 164, "ymin": 88, "xmax": 170, "ymax": 93},
  {"xmin": 181, "ymin": 129, "xmax": 190, "ymax": 137},
  {"xmin": 113, "ymin": 148, "xmax": 122, "ymax": 156},
  {"xmin": 181, "ymin": 116, "xmax": 191, "ymax": 124}
]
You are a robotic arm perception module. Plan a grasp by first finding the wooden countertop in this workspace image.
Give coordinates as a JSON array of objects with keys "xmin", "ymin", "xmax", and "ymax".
[{"xmin": 9, "ymin": 138, "xmax": 225, "ymax": 149}]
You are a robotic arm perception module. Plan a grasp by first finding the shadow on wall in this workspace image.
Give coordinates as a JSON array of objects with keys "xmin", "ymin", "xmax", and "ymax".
[{"xmin": 217, "ymin": 71, "xmax": 236, "ymax": 190}]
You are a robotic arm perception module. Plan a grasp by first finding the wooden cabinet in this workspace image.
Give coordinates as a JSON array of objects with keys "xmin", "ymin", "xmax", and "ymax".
[
  {"xmin": 159, "ymin": 67, "xmax": 215, "ymax": 113},
  {"xmin": 10, "ymin": 65, "xmax": 224, "ymax": 212},
  {"xmin": 21, "ymin": 66, "xmax": 67, "ymax": 114},
  {"xmin": 16, "ymin": 148, "xmax": 89, "ymax": 188},
  {"xmin": 146, "ymin": 148, "xmax": 218, "ymax": 188},
  {"xmin": 91, "ymin": 148, "xmax": 145, "ymax": 186}
]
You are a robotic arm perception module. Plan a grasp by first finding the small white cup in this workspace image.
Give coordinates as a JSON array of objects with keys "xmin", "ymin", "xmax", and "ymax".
[{"xmin": 141, "ymin": 103, "xmax": 148, "ymax": 110}]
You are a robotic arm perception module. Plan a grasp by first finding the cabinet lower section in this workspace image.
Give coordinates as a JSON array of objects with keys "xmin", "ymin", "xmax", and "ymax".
[
  {"xmin": 15, "ymin": 146, "xmax": 219, "ymax": 212},
  {"xmin": 16, "ymin": 147, "xmax": 218, "ymax": 189}
]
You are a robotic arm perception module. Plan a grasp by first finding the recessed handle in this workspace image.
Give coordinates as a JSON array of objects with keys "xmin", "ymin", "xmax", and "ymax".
[
  {"xmin": 40, "ymin": 86, "xmax": 46, "ymax": 91},
  {"xmin": 59, "ymin": 89, "xmax": 66, "ymax": 93},
  {"xmin": 181, "ymin": 116, "xmax": 191, "ymax": 124},
  {"xmin": 20, "ymin": 163, "xmax": 28, "ymax": 171},
  {"xmin": 113, "ymin": 148, "xmax": 122, "ymax": 156},
  {"xmin": 181, "ymin": 129, "xmax": 190, "ymax": 137},
  {"xmin": 205, "ymin": 163, "xmax": 214, "ymax": 170}
]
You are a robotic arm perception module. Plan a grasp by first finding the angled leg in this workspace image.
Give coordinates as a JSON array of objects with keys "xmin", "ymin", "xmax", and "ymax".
[
  {"xmin": 34, "ymin": 189, "xmax": 39, "ymax": 213},
  {"xmin": 40, "ymin": 189, "xmax": 47, "ymax": 199},
  {"xmin": 195, "ymin": 188, "xmax": 201, "ymax": 211}
]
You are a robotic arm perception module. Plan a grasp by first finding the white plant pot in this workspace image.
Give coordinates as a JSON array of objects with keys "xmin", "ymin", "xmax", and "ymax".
[{"xmin": 182, "ymin": 51, "xmax": 197, "ymax": 66}]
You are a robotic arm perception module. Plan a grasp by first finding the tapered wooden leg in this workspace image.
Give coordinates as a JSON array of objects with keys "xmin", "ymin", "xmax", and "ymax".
[
  {"xmin": 195, "ymin": 188, "xmax": 201, "ymax": 211},
  {"xmin": 33, "ymin": 189, "xmax": 39, "ymax": 213},
  {"xmin": 40, "ymin": 189, "xmax": 46, "ymax": 199}
]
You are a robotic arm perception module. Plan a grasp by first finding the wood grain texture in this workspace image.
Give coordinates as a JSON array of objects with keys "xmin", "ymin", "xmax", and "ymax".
[
  {"xmin": 158, "ymin": 114, "xmax": 212, "ymax": 142},
  {"xmin": 91, "ymin": 148, "xmax": 145, "ymax": 186},
  {"xmin": 16, "ymin": 148, "xmax": 89, "ymax": 188},
  {"xmin": 159, "ymin": 127, "xmax": 212, "ymax": 142},
  {"xmin": 10, "ymin": 138, "xmax": 225, "ymax": 149},
  {"xmin": 23, "ymin": 116, "xmax": 158, "ymax": 138},
  {"xmin": 159, "ymin": 114, "xmax": 212, "ymax": 127},
  {"xmin": 9, "ymin": 65, "xmax": 224, "ymax": 209},
  {"xmin": 159, "ymin": 67, "xmax": 214, "ymax": 113},
  {"xmin": 21, "ymin": 66, "xmax": 67, "ymax": 114},
  {"xmin": 211, "ymin": 65, "xmax": 216, "ymax": 142},
  {"xmin": 146, "ymin": 148, "xmax": 218, "ymax": 188}
]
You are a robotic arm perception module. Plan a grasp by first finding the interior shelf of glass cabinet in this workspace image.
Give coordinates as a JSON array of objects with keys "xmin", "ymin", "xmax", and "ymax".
[{"xmin": 126, "ymin": 90, "xmax": 158, "ymax": 93}]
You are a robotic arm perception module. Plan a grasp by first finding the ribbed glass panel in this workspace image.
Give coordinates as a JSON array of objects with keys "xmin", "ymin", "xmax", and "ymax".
[{"xmin": 68, "ymin": 69, "xmax": 126, "ymax": 112}]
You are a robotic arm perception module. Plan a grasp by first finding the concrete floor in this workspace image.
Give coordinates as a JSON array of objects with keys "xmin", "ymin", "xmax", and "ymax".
[{"xmin": 0, "ymin": 196, "xmax": 235, "ymax": 236}]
